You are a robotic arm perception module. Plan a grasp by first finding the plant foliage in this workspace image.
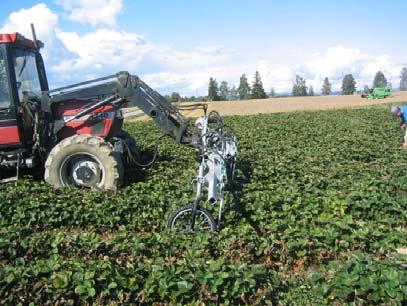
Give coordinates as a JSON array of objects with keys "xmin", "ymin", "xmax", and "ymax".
[{"xmin": 0, "ymin": 106, "xmax": 406, "ymax": 305}]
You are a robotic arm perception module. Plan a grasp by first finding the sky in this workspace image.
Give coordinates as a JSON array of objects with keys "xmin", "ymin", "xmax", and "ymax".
[{"xmin": 0, "ymin": 0, "xmax": 406, "ymax": 95}]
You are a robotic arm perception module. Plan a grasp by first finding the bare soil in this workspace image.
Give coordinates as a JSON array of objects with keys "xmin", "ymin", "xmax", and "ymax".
[{"xmin": 128, "ymin": 91, "xmax": 407, "ymax": 120}]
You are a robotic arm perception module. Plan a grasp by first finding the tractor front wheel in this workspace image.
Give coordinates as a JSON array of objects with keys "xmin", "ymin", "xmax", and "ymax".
[{"xmin": 44, "ymin": 135, "xmax": 123, "ymax": 190}]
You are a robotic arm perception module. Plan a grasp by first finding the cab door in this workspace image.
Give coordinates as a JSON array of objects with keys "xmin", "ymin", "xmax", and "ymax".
[{"xmin": 0, "ymin": 45, "xmax": 20, "ymax": 146}]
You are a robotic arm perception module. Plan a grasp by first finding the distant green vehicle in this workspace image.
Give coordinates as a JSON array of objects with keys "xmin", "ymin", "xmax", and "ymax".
[{"xmin": 361, "ymin": 87, "xmax": 392, "ymax": 100}]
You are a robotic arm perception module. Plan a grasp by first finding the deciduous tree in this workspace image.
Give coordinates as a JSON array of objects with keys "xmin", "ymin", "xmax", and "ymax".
[
  {"xmin": 292, "ymin": 75, "xmax": 307, "ymax": 96},
  {"xmin": 219, "ymin": 81, "xmax": 229, "ymax": 101},
  {"xmin": 208, "ymin": 77, "xmax": 219, "ymax": 101},
  {"xmin": 230, "ymin": 86, "xmax": 238, "ymax": 100},
  {"xmin": 373, "ymin": 71, "xmax": 387, "ymax": 88},
  {"xmin": 170, "ymin": 92, "xmax": 181, "ymax": 103},
  {"xmin": 342, "ymin": 74, "xmax": 356, "ymax": 95},
  {"xmin": 321, "ymin": 77, "xmax": 331, "ymax": 95},
  {"xmin": 238, "ymin": 74, "xmax": 251, "ymax": 100}
]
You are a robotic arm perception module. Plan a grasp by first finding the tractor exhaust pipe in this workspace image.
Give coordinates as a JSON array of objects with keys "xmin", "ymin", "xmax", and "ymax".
[{"xmin": 30, "ymin": 23, "xmax": 38, "ymax": 50}]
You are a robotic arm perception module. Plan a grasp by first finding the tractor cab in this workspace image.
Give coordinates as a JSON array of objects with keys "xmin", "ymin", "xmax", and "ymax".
[{"xmin": 0, "ymin": 32, "xmax": 48, "ymax": 149}]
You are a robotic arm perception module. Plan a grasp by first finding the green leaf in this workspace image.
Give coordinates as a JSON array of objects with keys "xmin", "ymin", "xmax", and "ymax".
[
  {"xmin": 51, "ymin": 272, "xmax": 70, "ymax": 289},
  {"xmin": 108, "ymin": 282, "xmax": 117, "ymax": 290}
]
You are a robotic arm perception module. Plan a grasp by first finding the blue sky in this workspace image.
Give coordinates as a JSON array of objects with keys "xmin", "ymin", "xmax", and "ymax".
[{"xmin": 0, "ymin": 0, "xmax": 406, "ymax": 95}]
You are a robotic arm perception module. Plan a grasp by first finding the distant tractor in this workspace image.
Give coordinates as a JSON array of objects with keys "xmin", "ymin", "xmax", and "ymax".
[{"xmin": 361, "ymin": 87, "xmax": 392, "ymax": 100}]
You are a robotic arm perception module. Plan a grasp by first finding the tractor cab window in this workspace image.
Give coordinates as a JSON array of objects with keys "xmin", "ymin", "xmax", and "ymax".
[
  {"xmin": 12, "ymin": 49, "xmax": 41, "ymax": 101},
  {"xmin": 0, "ymin": 48, "xmax": 10, "ymax": 109}
]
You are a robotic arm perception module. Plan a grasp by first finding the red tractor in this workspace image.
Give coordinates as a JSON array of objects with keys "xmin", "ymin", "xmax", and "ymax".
[
  {"xmin": 0, "ymin": 26, "xmax": 221, "ymax": 190},
  {"xmin": 0, "ymin": 25, "xmax": 238, "ymax": 231}
]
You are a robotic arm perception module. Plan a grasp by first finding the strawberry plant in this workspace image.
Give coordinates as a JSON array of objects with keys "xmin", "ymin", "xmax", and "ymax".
[{"xmin": 0, "ymin": 105, "xmax": 406, "ymax": 304}]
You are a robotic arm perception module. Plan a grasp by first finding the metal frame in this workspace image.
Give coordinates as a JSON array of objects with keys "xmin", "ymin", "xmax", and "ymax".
[
  {"xmin": 189, "ymin": 113, "xmax": 237, "ymax": 231},
  {"xmin": 49, "ymin": 72, "xmax": 190, "ymax": 143}
]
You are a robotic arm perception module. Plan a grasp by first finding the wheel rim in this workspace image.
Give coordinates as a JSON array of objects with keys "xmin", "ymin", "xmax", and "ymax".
[
  {"xmin": 60, "ymin": 153, "xmax": 105, "ymax": 187},
  {"xmin": 170, "ymin": 208, "xmax": 214, "ymax": 232}
]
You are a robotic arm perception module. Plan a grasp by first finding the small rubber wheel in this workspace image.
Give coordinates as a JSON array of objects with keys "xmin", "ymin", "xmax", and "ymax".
[
  {"xmin": 167, "ymin": 205, "xmax": 216, "ymax": 232},
  {"xmin": 44, "ymin": 135, "xmax": 123, "ymax": 190}
]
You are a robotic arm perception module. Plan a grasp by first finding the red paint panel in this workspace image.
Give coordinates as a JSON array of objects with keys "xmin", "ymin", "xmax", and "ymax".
[
  {"xmin": 0, "ymin": 32, "xmax": 36, "ymax": 48},
  {"xmin": 52, "ymin": 99, "xmax": 117, "ymax": 140},
  {"xmin": 58, "ymin": 118, "xmax": 114, "ymax": 140},
  {"xmin": 0, "ymin": 126, "xmax": 20, "ymax": 144},
  {"xmin": 0, "ymin": 33, "xmax": 17, "ymax": 43},
  {"xmin": 52, "ymin": 99, "xmax": 114, "ymax": 117}
]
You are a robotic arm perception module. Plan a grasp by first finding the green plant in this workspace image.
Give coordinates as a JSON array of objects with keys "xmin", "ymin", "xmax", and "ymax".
[{"xmin": 0, "ymin": 106, "xmax": 406, "ymax": 304}]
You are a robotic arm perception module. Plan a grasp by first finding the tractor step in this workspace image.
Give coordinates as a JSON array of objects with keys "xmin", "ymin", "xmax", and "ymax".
[
  {"xmin": 0, "ymin": 175, "xmax": 18, "ymax": 183},
  {"xmin": 0, "ymin": 153, "xmax": 22, "ymax": 183}
]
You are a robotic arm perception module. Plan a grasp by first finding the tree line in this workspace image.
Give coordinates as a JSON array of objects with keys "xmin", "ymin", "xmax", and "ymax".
[
  {"xmin": 166, "ymin": 67, "xmax": 407, "ymax": 102},
  {"xmin": 207, "ymin": 71, "xmax": 268, "ymax": 101},
  {"xmin": 290, "ymin": 68, "xmax": 407, "ymax": 97}
]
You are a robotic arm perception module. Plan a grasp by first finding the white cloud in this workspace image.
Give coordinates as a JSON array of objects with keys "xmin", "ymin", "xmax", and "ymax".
[
  {"xmin": 257, "ymin": 60, "xmax": 294, "ymax": 92},
  {"xmin": 258, "ymin": 45, "xmax": 403, "ymax": 93},
  {"xmin": 0, "ymin": 3, "xmax": 234, "ymax": 95},
  {"xmin": 305, "ymin": 45, "xmax": 363, "ymax": 80},
  {"xmin": 143, "ymin": 64, "xmax": 246, "ymax": 95},
  {"xmin": 1, "ymin": 4, "xmax": 404, "ymax": 95},
  {"xmin": 56, "ymin": 0, "xmax": 123, "ymax": 27},
  {"xmin": 154, "ymin": 46, "xmax": 234, "ymax": 70},
  {"xmin": 0, "ymin": 3, "xmax": 60, "ymax": 59},
  {"xmin": 51, "ymin": 28, "xmax": 238, "ymax": 95},
  {"xmin": 54, "ymin": 28, "xmax": 150, "ymax": 72},
  {"xmin": 0, "ymin": 3, "xmax": 58, "ymax": 38}
]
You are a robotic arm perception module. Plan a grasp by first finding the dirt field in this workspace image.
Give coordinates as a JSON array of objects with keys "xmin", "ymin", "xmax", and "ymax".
[{"xmin": 127, "ymin": 91, "xmax": 407, "ymax": 120}]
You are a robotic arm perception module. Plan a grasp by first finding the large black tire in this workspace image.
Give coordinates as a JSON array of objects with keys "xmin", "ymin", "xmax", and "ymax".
[
  {"xmin": 44, "ymin": 135, "xmax": 123, "ymax": 190},
  {"xmin": 167, "ymin": 205, "xmax": 216, "ymax": 232}
]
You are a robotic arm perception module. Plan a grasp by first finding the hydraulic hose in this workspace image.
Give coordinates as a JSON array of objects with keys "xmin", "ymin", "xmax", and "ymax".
[{"xmin": 123, "ymin": 134, "xmax": 168, "ymax": 168}]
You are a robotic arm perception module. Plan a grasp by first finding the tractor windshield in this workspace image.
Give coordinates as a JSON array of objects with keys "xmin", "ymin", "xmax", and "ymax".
[
  {"xmin": 12, "ymin": 49, "xmax": 41, "ymax": 101},
  {"xmin": 0, "ymin": 47, "xmax": 10, "ymax": 109}
]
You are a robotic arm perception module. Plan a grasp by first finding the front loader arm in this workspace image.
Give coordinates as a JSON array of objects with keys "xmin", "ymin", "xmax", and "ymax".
[
  {"xmin": 49, "ymin": 71, "xmax": 190, "ymax": 143},
  {"xmin": 48, "ymin": 71, "xmax": 238, "ymax": 230}
]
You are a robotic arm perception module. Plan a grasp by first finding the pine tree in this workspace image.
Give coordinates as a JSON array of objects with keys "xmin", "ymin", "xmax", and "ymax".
[
  {"xmin": 269, "ymin": 87, "xmax": 275, "ymax": 97},
  {"xmin": 321, "ymin": 77, "xmax": 331, "ymax": 95},
  {"xmin": 373, "ymin": 71, "xmax": 387, "ymax": 88},
  {"xmin": 251, "ymin": 71, "xmax": 267, "ymax": 99},
  {"xmin": 219, "ymin": 81, "xmax": 229, "ymax": 101},
  {"xmin": 400, "ymin": 67, "xmax": 407, "ymax": 91},
  {"xmin": 238, "ymin": 74, "xmax": 251, "ymax": 100},
  {"xmin": 292, "ymin": 75, "xmax": 307, "ymax": 96},
  {"xmin": 308, "ymin": 85, "xmax": 315, "ymax": 96},
  {"xmin": 208, "ymin": 77, "xmax": 219, "ymax": 101},
  {"xmin": 342, "ymin": 74, "xmax": 356, "ymax": 95}
]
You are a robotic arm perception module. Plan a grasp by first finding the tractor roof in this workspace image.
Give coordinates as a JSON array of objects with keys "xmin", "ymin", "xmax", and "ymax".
[{"xmin": 0, "ymin": 32, "xmax": 42, "ymax": 49}]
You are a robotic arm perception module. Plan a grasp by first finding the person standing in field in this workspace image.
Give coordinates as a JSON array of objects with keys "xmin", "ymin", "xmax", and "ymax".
[{"xmin": 390, "ymin": 106, "xmax": 407, "ymax": 149}]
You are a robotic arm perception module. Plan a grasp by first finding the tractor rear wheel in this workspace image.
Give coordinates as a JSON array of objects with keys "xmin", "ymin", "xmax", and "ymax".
[{"xmin": 44, "ymin": 135, "xmax": 123, "ymax": 190}]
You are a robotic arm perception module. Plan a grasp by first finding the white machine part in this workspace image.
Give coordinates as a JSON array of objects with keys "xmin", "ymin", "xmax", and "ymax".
[
  {"xmin": 194, "ymin": 115, "xmax": 237, "ymax": 204},
  {"xmin": 204, "ymin": 152, "xmax": 226, "ymax": 203}
]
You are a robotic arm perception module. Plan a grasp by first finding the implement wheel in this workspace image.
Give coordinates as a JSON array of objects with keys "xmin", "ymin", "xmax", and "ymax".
[
  {"xmin": 44, "ymin": 135, "xmax": 123, "ymax": 190},
  {"xmin": 167, "ymin": 205, "xmax": 216, "ymax": 233}
]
